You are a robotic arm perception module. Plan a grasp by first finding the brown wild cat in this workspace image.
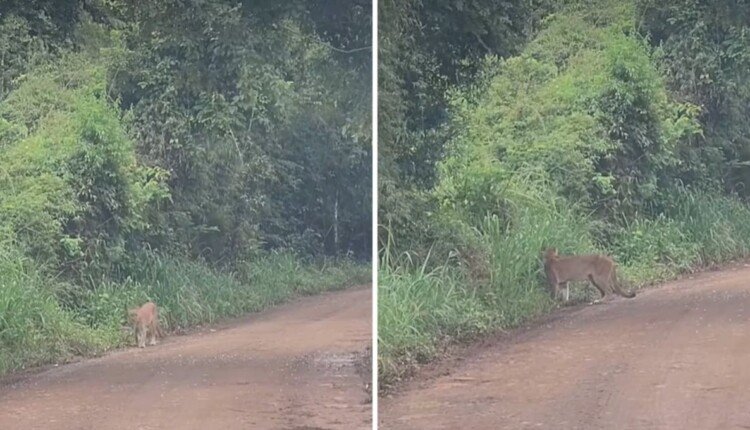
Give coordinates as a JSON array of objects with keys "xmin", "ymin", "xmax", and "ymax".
[
  {"xmin": 543, "ymin": 248, "xmax": 636, "ymax": 302},
  {"xmin": 128, "ymin": 301, "xmax": 163, "ymax": 348}
]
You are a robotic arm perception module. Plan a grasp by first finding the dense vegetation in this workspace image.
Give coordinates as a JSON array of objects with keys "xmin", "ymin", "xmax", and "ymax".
[
  {"xmin": 379, "ymin": 0, "xmax": 750, "ymax": 387},
  {"xmin": 0, "ymin": 0, "xmax": 371, "ymax": 373}
]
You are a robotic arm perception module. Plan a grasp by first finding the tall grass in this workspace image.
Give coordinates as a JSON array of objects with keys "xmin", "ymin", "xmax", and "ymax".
[
  {"xmin": 0, "ymin": 245, "xmax": 104, "ymax": 373},
  {"xmin": 379, "ymin": 190, "xmax": 750, "ymax": 387},
  {"xmin": 669, "ymin": 190, "xmax": 750, "ymax": 263},
  {"xmin": 0, "ymin": 248, "xmax": 368, "ymax": 375},
  {"xmin": 76, "ymin": 252, "xmax": 369, "ymax": 334}
]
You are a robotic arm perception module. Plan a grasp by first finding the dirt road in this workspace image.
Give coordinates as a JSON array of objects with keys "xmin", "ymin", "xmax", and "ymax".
[
  {"xmin": 0, "ymin": 286, "xmax": 372, "ymax": 430},
  {"xmin": 381, "ymin": 265, "xmax": 750, "ymax": 430}
]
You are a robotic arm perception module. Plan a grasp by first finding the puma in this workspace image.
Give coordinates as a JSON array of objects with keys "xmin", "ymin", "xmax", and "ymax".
[
  {"xmin": 543, "ymin": 248, "xmax": 636, "ymax": 302},
  {"xmin": 127, "ymin": 301, "xmax": 163, "ymax": 348}
]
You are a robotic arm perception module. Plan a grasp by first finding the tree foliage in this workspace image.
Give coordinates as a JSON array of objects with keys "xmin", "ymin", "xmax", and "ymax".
[
  {"xmin": 378, "ymin": 0, "xmax": 555, "ymax": 254},
  {"xmin": 638, "ymin": 0, "xmax": 750, "ymax": 194},
  {"xmin": 0, "ymin": 0, "xmax": 372, "ymax": 279},
  {"xmin": 437, "ymin": 15, "xmax": 702, "ymax": 224},
  {"xmin": 379, "ymin": 0, "xmax": 750, "ymax": 257}
]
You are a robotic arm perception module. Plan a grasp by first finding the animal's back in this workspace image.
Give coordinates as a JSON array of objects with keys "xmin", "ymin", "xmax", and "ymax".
[
  {"xmin": 555, "ymin": 254, "xmax": 611, "ymax": 281},
  {"xmin": 136, "ymin": 301, "xmax": 158, "ymax": 324}
]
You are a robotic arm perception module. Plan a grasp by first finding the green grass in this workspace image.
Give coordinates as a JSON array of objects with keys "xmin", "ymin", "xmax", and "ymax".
[
  {"xmin": 378, "ymin": 191, "xmax": 750, "ymax": 388},
  {"xmin": 0, "ymin": 248, "xmax": 369, "ymax": 375},
  {"xmin": 0, "ymin": 246, "xmax": 105, "ymax": 372},
  {"xmin": 75, "ymin": 252, "xmax": 370, "ymax": 334}
]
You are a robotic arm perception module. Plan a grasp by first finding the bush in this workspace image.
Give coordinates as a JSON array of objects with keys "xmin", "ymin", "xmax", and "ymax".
[
  {"xmin": 436, "ymin": 14, "xmax": 700, "ymax": 224},
  {"xmin": 0, "ymin": 52, "xmax": 168, "ymax": 279}
]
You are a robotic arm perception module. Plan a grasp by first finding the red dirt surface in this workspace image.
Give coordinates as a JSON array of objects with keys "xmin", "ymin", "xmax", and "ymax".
[
  {"xmin": 0, "ymin": 286, "xmax": 372, "ymax": 430},
  {"xmin": 380, "ymin": 264, "xmax": 750, "ymax": 429}
]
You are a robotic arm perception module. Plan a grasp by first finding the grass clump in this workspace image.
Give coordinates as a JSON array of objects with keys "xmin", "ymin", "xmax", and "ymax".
[{"xmin": 0, "ymin": 246, "xmax": 104, "ymax": 373}]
